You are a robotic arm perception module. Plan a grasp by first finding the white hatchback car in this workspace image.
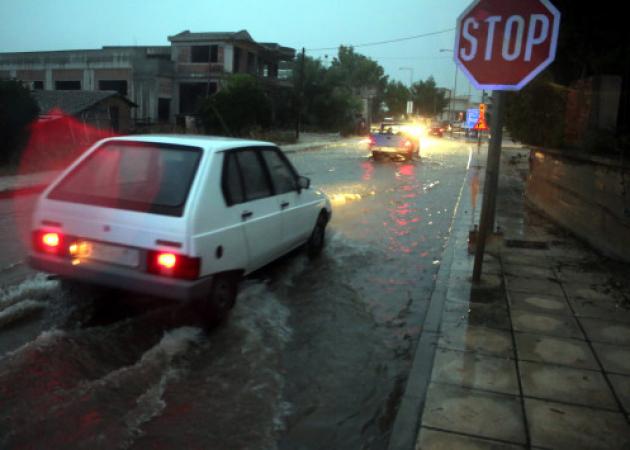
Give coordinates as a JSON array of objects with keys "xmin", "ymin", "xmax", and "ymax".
[{"xmin": 29, "ymin": 135, "xmax": 332, "ymax": 320}]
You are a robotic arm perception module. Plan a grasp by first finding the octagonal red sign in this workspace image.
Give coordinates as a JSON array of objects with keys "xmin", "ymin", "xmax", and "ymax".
[{"xmin": 454, "ymin": 0, "xmax": 561, "ymax": 91}]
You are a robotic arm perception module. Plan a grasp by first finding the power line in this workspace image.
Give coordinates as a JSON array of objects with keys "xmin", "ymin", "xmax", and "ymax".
[{"xmin": 305, "ymin": 28, "xmax": 455, "ymax": 52}]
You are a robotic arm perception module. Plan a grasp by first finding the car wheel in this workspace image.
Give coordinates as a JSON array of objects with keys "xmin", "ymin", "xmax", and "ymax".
[
  {"xmin": 195, "ymin": 272, "xmax": 239, "ymax": 324},
  {"xmin": 372, "ymin": 151, "xmax": 383, "ymax": 161},
  {"xmin": 307, "ymin": 212, "xmax": 328, "ymax": 258}
]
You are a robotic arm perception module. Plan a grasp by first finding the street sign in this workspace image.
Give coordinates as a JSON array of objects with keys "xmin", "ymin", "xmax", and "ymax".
[
  {"xmin": 474, "ymin": 103, "xmax": 488, "ymax": 130},
  {"xmin": 465, "ymin": 108, "xmax": 479, "ymax": 129},
  {"xmin": 454, "ymin": 0, "xmax": 561, "ymax": 91},
  {"xmin": 406, "ymin": 100, "xmax": 413, "ymax": 114}
]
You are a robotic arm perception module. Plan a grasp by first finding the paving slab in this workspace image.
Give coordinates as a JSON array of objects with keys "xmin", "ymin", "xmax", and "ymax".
[
  {"xmin": 519, "ymin": 360, "xmax": 618, "ymax": 410},
  {"xmin": 431, "ymin": 348, "xmax": 519, "ymax": 395},
  {"xmin": 563, "ymin": 283, "xmax": 625, "ymax": 303},
  {"xmin": 505, "ymin": 276, "xmax": 564, "ymax": 297},
  {"xmin": 422, "ymin": 383, "xmax": 526, "ymax": 445},
  {"xmin": 510, "ymin": 309, "xmax": 584, "ymax": 339},
  {"xmin": 567, "ymin": 295, "xmax": 630, "ymax": 323},
  {"xmin": 441, "ymin": 301, "xmax": 511, "ymax": 331},
  {"xmin": 507, "ymin": 292, "xmax": 572, "ymax": 316},
  {"xmin": 578, "ymin": 317, "xmax": 630, "ymax": 345},
  {"xmin": 591, "ymin": 342, "xmax": 630, "ymax": 376},
  {"xmin": 438, "ymin": 325, "xmax": 514, "ymax": 358},
  {"xmin": 502, "ymin": 264, "xmax": 555, "ymax": 279},
  {"xmin": 607, "ymin": 373, "xmax": 630, "ymax": 415},
  {"xmin": 525, "ymin": 398, "xmax": 630, "ymax": 450},
  {"xmin": 415, "ymin": 428, "xmax": 525, "ymax": 450},
  {"xmin": 514, "ymin": 332, "xmax": 598, "ymax": 370},
  {"xmin": 501, "ymin": 253, "xmax": 549, "ymax": 268}
]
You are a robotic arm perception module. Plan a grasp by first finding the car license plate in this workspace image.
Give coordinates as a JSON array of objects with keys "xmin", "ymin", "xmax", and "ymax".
[{"xmin": 75, "ymin": 241, "xmax": 139, "ymax": 267}]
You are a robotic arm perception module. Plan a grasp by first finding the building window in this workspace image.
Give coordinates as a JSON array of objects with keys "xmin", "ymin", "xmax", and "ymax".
[
  {"xmin": 191, "ymin": 45, "xmax": 218, "ymax": 63},
  {"xmin": 99, "ymin": 80, "xmax": 128, "ymax": 96},
  {"xmin": 247, "ymin": 52, "xmax": 256, "ymax": 74},
  {"xmin": 233, "ymin": 47, "xmax": 241, "ymax": 73},
  {"xmin": 30, "ymin": 81, "xmax": 44, "ymax": 90},
  {"xmin": 55, "ymin": 80, "xmax": 81, "ymax": 90},
  {"xmin": 191, "ymin": 45, "xmax": 209, "ymax": 63},
  {"xmin": 158, "ymin": 98, "xmax": 171, "ymax": 122}
]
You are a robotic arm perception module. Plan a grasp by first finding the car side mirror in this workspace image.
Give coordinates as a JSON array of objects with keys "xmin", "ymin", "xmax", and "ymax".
[{"xmin": 297, "ymin": 176, "xmax": 310, "ymax": 191}]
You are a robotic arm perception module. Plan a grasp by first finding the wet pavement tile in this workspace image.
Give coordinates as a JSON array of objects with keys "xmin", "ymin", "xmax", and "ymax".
[
  {"xmin": 438, "ymin": 324, "xmax": 514, "ymax": 358},
  {"xmin": 525, "ymin": 398, "xmax": 630, "ymax": 450},
  {"xmin": 562, "ymin": 283, "xmax": 625, "ymax": 303},
  {"xmin": 422, "ymin": 383, "xmax": 526, "ymax": 445},
  {"xmin": 505, "ymin": 276, "xmax": 564, "ymax": 297},
  {"xmin": 591, "ymin": 342, "xmax": 630, "ymax": 376},
  {"xmin": 441, "ymin": 301, "xmax": 511, "ymax": 331},
  {"xmin": 567, "ymin": 295, "xmax": 630, "ymax": 323},
  {"xmin": 501, "ymin": 253, "xmax": 549, "ymax": 268},
  {"xmin": 554, "ymin": 266, "xmax": 611, "ymax": 285},
  {"xmin": 510, "ymin": 309, "xmax": 584, "ymax": 339},
  {"xmin": 507, "ymin": 292, "xmax": 572, "ymax": 316},
  {"xmin": 607, "ymin": 373, "xmax": 630, "ymax": 415},
  {"xmin": 519, "ymin": 360, "xmax": 618, "ymax": 410},
  {"xmin": 514, "ymin": 332, "xmax": 598, "ymax": 370},
  {"xmin": 415, "ymin": 427, "xmax": 526, "ymax": 450},
  {"xmin": 578, "ymin": 317, "xmax": 630, "ymax": 345},
  {"xmin": 431, "ymin": 348, "xmax": 519, "ymax": 395},
  {"xmin": 502, "ymin": 264, "xmax": 555, "ymax": 280}
]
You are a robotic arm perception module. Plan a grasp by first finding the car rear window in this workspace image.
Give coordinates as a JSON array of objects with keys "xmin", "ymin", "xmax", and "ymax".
[{"xmin": 48, "ymin": 140, "xmax": 202, "ymax": 216}]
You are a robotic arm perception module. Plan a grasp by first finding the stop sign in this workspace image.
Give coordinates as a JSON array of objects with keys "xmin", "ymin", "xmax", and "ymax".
[{"xmin": 454, "ymin": 0, "xmax": 561, "ymax": 91}]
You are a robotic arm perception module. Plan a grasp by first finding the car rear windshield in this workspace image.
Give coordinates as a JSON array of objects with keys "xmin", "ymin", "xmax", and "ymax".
[{"xmin": 48, "ymin": 141, "xmax": 202, "ymax": 216}]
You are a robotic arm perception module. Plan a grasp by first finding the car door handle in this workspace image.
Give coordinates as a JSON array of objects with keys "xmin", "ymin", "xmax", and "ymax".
[
  {"xmin": 241, "ymin": 210, "xmax": 253, "ymax": 220},
  {"xmin": 280, "ymin": 201, "xmax": 290, "ymax": 209}
]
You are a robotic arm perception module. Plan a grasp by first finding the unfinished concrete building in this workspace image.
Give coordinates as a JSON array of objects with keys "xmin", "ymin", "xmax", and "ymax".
[{"xmin": 0, "ymin": 30, "xmax": 295, "ymax": 126}]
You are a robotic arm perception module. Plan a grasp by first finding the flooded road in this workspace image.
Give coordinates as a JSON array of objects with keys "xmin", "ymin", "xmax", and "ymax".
[{"xmin": 0, "ymin": 136, "xmax": 473, "ymax": 449}]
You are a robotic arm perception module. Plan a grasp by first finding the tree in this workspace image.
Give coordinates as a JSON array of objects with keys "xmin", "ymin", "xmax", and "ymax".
[
  {"xmin": 384, "ymin": 81, "xmax": 410, "ymax": 118},
  {"xmin": 409, "ymin": 77, "xmax": 449, "ymax": 118},
  {"xmin": 198, "ymin": 74, "xmax": 272, "ymax": 136},
  {"xmin": 0, "ymin": 80, "xmax": 39, "ymax": 165}
]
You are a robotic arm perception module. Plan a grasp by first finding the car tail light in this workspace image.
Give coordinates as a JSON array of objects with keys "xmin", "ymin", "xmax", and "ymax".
[
  {"xmin": 33, "ymin": 230, "xmax": 64, "ymax": 255},
  {"xmin": 401, "ymin": 139, "xmax": 413, "ymax": 148},
  {"xmin": 147, "ymin": 251, "xmax": 200, "ymax": 280},
  {"xmin": 368, "ymin": 136, "xmax": 376, "ymax": 146}
]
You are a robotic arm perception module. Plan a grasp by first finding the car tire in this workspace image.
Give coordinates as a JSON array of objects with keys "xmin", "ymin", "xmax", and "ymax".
[
  {"xmin": 195, "ymin": 272, "xmax": 239, "ymax": 324},
  {"xmin": 372, "ymin": 151, "xmax": 383, "ymax": 161},
  {"xmin": 307, "ymin": 212, "xmax": 328, "ymax": 258}
]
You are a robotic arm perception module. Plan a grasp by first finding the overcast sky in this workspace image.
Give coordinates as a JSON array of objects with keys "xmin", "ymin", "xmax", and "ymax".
[{"xmin": 1, "ymin": 0, "xmax": 479, "ymax": 99}]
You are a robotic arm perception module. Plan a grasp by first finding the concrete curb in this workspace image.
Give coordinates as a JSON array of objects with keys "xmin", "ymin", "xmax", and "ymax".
[{"xmin": 387, "ymin": 162, "xmax": 474, "ymax": 450}]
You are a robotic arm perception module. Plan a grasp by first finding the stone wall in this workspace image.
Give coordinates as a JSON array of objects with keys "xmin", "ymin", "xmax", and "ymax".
[{"xmin": 526, "ymin": 147, "xmax": 630, "ymax": 262}]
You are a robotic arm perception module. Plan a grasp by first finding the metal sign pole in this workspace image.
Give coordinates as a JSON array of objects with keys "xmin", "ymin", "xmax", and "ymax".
[{"xmin": 472, "ymin": 90, "xmax": 505, "ymax": 282}]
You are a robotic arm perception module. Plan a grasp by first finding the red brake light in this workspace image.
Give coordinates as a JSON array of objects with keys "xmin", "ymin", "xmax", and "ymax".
[
  {"xmin": 147, "ymin": 251, "xmax": 200, "ymax": 280},
  {"xmin": 368, "ymin": 136, "xmax": 376, "ymax": 146},
  {"xmin": 402, "ymin": 139, "xmax": 413, "ymax": 148},
  {"xmin": 33, "ymin": 230, "xmax": 64, "ymax": 254}
]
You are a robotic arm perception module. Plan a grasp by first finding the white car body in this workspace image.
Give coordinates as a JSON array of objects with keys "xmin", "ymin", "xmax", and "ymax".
[{"xmin": 29, "ymin": 135, "xmax": 331, "ymax": 301}]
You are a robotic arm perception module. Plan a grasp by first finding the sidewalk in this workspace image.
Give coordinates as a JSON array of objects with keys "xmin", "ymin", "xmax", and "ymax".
[
  {"xmin": 0, "ymin": 132, "xmax": 344, "ymax": 197},
  {"xmin": 391, "ymin": 144, "xmax": 630, "ymax": 449}
]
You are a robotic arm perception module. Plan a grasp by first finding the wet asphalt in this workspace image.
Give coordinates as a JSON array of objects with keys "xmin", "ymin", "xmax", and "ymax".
[{"xmin": 0, "ymin": 136, "xmax": 474, "ymax": 449}]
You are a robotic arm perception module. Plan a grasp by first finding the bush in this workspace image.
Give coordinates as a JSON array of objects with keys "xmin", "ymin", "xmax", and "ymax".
[
  {"xmin": 198, "ymin": 75, "xmax": 272, "ymax": 136},
  {"xmin": 505, "ymin": 73, "xmax": 566, "ymax": 149},
  {"xmin": 0, "ymin": 80, "xmax": 39, "ymax": 166}
]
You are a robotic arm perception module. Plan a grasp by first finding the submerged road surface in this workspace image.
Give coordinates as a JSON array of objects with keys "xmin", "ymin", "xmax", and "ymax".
[{"xmin": 0, "ymin": 136, "xmax": 474, "ymax": 449}]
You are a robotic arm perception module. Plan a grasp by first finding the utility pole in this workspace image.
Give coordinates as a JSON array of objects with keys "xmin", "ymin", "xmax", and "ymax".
[
  {"xmin": 472, "ymin": 91, "xmax": 505, "ymax": 282},
  {"xmin": 295, "ymin": 47, "xmax": 305, "ymax": 141}
]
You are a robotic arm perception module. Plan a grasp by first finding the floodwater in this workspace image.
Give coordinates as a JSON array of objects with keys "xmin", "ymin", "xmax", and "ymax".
[{"xmin": 0, "ymin": 136, "xmax": 473, "ymax": 449}]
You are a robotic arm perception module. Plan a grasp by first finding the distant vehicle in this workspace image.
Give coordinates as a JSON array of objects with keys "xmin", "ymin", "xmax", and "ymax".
[
  {"xmin": 368, "ymin": 122, "xmax": 421, "ymax": 160},
  {"xmin": 29, "ymin": 135, "xmax": 332, "ymax": 322},
  {"xmin": 429, "ymin": 123, "xmax": 445, "ymax": 137}
]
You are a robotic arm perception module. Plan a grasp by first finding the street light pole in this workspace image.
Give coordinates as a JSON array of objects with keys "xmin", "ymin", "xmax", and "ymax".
[
  {"xmin": 440, "ymin": 48, "xmax": 458, "ymax": 132},
  {"xmin": 398, "ymin": 67, "xmax": 414, "ymax": 87}
]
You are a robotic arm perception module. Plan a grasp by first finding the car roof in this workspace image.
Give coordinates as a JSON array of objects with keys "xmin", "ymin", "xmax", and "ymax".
[{"xmin": 101, "ymin": 134, "xmax": 275, "ymax": 153}]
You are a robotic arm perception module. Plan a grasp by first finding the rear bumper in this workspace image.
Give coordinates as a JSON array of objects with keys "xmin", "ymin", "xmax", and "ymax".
[{"xmin": 29, "ymin": 254, "xmax": 214, "ymax": 301}]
